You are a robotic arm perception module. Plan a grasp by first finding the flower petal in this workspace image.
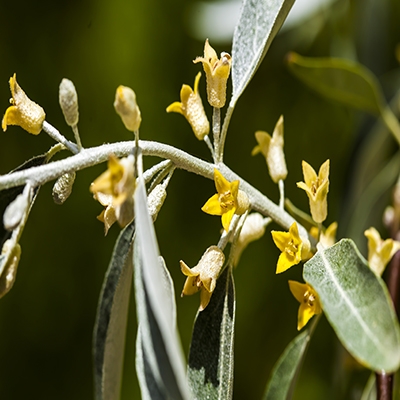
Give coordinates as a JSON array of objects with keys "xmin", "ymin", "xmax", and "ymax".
[
  {"xmin": 221, "ymin": 208, "xmax": 235, "ymax": 232},
  {"xmin": 288, "ymin": 280, "xmax": 307, "ymax": 303},
  {"xmin": 297, "ymin": 302, "xmax": 314, "ymax": 330},
  {"xmin": 214, "ymin": 169, "xmax": 231, "ymax": 194},
  {"xmin": 301, "ymin": 160, "xmax": 317, "ymax": 187},
  {"xmin": 202, "ymin": 194, "xmax": 224, "ymax": 215},
  {"xmin": 318, "ymin": 159, "xmax": 330, "ymax": 181},
  {"xmin": 271, "ymin": 230, "xmax": 291, "ymax": 253},
  {"xmin": 276, "ymin": 251, "xmax": 299, "ymax": 274},
  {"xmin": 166, "ymin": 101, "xmax": 184, "ymax": 115},
  {"xmin": 199, "ymin": 288, "xmax": 212, "ymax": 311}
]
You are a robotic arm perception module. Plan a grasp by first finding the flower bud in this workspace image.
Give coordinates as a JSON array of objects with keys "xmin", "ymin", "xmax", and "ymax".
[
  {"xmin": 114, "ymin": 85, "xmax": 141, "ymax": 132},
  {"xmin": 0, "ymin": 241, "xmax": 21, "ymax": 298},
  {"xmin": 53, "ymin": 172, "xmax": 76, "ymax": 204},
  {"xmin": 147, "ymin": 184, "xmax": 167, "ymax": 221},
  {"xmin": 236, "ymin": 190, "xmax": 250, "ymax": 215},
  {"xmin": 3, "ymin": 190, "xmax": 30, "ymax": 231},
  {"xmin": 59, "ymin": 78, "xmax": 79, "ymax": 127}
]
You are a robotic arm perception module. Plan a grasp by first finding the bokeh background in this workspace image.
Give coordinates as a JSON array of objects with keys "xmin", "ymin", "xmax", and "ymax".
[{"xmin": 1, "ymin": 0, "xmax": 400, "ymax": 399}]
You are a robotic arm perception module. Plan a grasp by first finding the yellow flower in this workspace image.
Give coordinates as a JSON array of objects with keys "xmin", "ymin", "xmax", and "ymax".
[
  {"xmin": 2, "ymin": 74, "xmax": 46, "ymax": 135},
  {"xmin": 297, "ymin": 160, "xmax": 330, "ymax": 223},
  {"xmin": 251, "ymin": 115, "xmax": 288, "ymax": 183},
  {"xmin": 166, "ymin": 72, "xmax": 209, "ymax": 140},
  {"xmin": 364, "ymin": 227, "xmax": 400, "ymax": 276},
  {"xmin": 271, "ymin": 222, "xmax": 303, "ymax": 274},
  {"xmin": 90, "ymin": 155, "xmax": 135, "ymax": 232},
  {"xmin": 289, "ymin": 280, "xmax": 322, "ymax": 330},
  {"xmin": 310, "ymin": 221, "xmax": 338, "ymax": 248},
  {"xmin": 114, "ymin": 85, "xmax": 141, "ymax": 132},
  {"xmin": 193, "ymin": 39, "xmax": 232, "ymax": 108},
  {"xmin": 202, "ymin": 169, "xmax": 249, "ymax": 232},
  {"xmin": 180, "ymin": 245, "xmax": 225, "ymax": 311}
]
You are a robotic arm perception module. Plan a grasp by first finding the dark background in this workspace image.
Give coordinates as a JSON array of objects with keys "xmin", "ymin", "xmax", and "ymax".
[{"xmin": 0, "ymin": 0, "xmax": 399, "ymax": 399}]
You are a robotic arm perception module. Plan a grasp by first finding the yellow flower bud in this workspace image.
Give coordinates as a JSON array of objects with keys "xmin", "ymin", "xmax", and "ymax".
[
  {"xmin": 2, "ymin": 74, "xmax": 46, "ymax": 135},
  {"xmin": 114, "ymin": 85, "xmax": 142, "ymax": 132},
  {"xmin": 193, "ymin": 39, "xmax": 231, "ymax": 108},
  {"xmin": 180, "ymin": 245, "xmax": 225, "ymax": 310},
  {"xmin": 167, "ymin": 72, "xmax": 209, "ymax": 140}
]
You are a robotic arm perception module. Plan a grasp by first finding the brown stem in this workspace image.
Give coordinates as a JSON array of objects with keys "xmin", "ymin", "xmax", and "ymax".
[{"xmin": 375, "ymin": 372, "xmax": 393, "ymax": 400}]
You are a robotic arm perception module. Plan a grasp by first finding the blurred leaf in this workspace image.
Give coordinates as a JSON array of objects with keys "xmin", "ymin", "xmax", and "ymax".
[
  {"xmin": 231, "ymin": 0, "xmax": 296, "ymax": 105},
  {"xmin": 286, "ymin": 52, "xmax": 386, "ymax": 114},
  {"xmin": 93, "ymin": 221, "xmax": 135, "ymax": 400},
  {"xmin": 361, "ymin": 374, "xmax": 376, "ymax": 400},
  {"xmin": 284, "ymin": 199, "xmax": 317, "ymax": 232},
  {"xmin": 0, "ymin": 152, "xmax": 49, "ymax": 247},
  {"xmin": 262, "ymin": 316, "xmax": 319, "ymax": 400},
  {"xmin": 304, "ymin": 239, "xmax": 400, "ymax": 372},
  {"xmin": 134, "ymin": 172, "xmax": 190, "ymax": 400},
  {"xmin": 187, "ymin": 265, "xmax": 236, "ymax": 400}
]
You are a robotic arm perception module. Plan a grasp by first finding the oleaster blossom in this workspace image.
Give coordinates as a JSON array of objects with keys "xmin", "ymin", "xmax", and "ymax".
[
  {"xmin": 90, "ymin": 155, "xmax": 135, "ymax": 233},
  {"xmin": 289, "ymin": 280, "xmax": 322, "ymax": 330},
  {"xmin": 114, "ymin": 85, "xmax": 142, "ymax": 132},
  {"xmin": 193, "ymin": 39, "xmax": 232, "ymax": 108},
  {"xmin": 297, "ymin": 160, "xmax": 330, "ymax": 223},
  {"xmin": 180, "ymin": 245, "xmax": 225, "ymax": 311},
  {"xmin": 251, "ymin": 115, "xmax": 288, "ymax": 183},
  {"xmin": 364, "ymin": 227, "xmax": 400, "ymax": 276},
  {"xmin": 271, "ymin": 222, "xmax": 303, "ymax": 274},
  {"xmin": 310, "ymin": 221, "xmax": 338, "ymax": 249},
  {"xmin": 166, "ymin": 72, "xmax": 210, "ymax": 140},
  {"xmin": 202, "ymin": 169, "xmax": 249, "ymax": 232},
  {"xmin": 2, "ymin": 74, "xmax": 46, "ymax": 135}
]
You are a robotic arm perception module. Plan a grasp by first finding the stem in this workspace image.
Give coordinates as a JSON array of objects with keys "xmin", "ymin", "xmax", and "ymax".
[
  {"xmin": 0, "ymin": 139, "xmax": 312, "ymax": 248},
  {"xmin": 42, "ymin": 121, "xmax": 79, "ymax": 154},
  {"xmin": 204, "ymin": 135, "xmax": 214, "ymax": 159},
  {"xmin": 212, "ymin": 107, "xmax": 221, "ymax": 164},
  {"xmin": 218, "ymin": 104, "xmax": 234, "ymax": 163},
  {"xmin": 278, "ymin": 179, "xmax": 285, "ymax": 209},
  {"xmin": 72, "ymin": 125, "xmax": 83, "ymax": 150},
  {"xmin": 375, "ymin": 372, "xmax": 393, "ymax": 400}
]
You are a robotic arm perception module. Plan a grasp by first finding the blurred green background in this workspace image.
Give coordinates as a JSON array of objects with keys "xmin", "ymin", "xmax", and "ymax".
[{"xmin": 1, "ymin": 0, "xmax": 400, "ymax": 399}]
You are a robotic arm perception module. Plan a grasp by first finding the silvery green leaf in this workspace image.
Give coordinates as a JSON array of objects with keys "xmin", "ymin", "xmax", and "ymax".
[
  {"xmin": 304, "ymin": 239, "xmax": 400, "ymax": 372},
  {"xmin": 286, "ymin": 52, "xmax": 385, "ymax": 114},
  {"xmin": 231, "ymin": 0, "xmax": 296, "ymax": 105},
  {"xmin": 93, "ymin": 221, "xmax": 135, "ymax": 400},
  {"xmin": 187, "ymin": 265, "xmax": 235, "ymax": 400},
  {"xmin": 134, "ymin": 174, "xmax": 190, "ymax": 400},
  {"xmin": 262, "ymin": 316, "xmax": 318, "ymax": 400}
]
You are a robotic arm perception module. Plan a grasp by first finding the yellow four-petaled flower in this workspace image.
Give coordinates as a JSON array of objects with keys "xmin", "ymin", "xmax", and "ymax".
[
  {"xmin": 297, "ymin": 160, "xmax": 330, "ymax": 223},
  {"xmin": 202, "ymin": 169, "xmax": 248, "ymax": 232},
  {"xmin": 271, "ymin": 222, "xmax": 303, "ymax": 274},
  {"xmin": 289, "ymin": 280, "xmax": 322, "ymax": 330}
]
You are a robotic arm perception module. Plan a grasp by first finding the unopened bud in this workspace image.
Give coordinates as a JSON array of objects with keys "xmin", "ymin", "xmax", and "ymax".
[
  {"xmin": 147, "ymin": 184, "xmax": 167, "ymax": 221},
  {"xmin": 236, "ymin": 190, "xmax": 250, "ymax": 215},
  {"xmin": 0, "ymin": 241, "xmax": 21, "ymax": 298},
  {"xmin": 232, "ymin": 213, "xmax": 265, "ymax": 266},
  {"xmin": 3, "ymin": 190, "xmax": 29, "ymax": 231},
  {"xmin": 53, "ymin": 172, "xmax": 76, "ymax": 204},
  {"xmin": 59, "ymin": 78, "xmax": 79, "ymax": 127},
  {"xmin": 114, "ymin": 85, "xmax": 142, "ymax": 132}
]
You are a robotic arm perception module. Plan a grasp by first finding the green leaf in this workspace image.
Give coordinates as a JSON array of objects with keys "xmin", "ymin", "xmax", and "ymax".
[
  {"xmin": 303, "ymin": 239, "xmax": 400, "ymax": 372},
  {"xmin": 262, "ymin": 316, "xmax": 319, "ymax": 400},
  {"xmin": 93, "ymin": 221, "xmax": 135, "ymax": 400},
  {"xmin": 231, "ymin": 0, "xmax": 296, "ymax": 105},
  {"xmin": 134, "ymin": 173, "xmax": 190, "ymax": 400},
  {"xmin": 187, "ymin": 265, "xmax": 236, "ymax": 400},
  {"xmin": 286, "ymin": 52, "xmax": 386, "ymax": 114},
  {"xmin": 361, "ymin": 374, "xmax": 376, "ymax": 400}
]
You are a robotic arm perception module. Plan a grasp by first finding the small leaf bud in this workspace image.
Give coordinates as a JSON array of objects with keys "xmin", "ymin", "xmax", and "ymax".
[
  {"xmin": 147, "ymin": 184, "xmax": 167, "ymax": 221},
  {"xmin": 59, "ymin": 78, "xmax": 79, "ymax": 127}
]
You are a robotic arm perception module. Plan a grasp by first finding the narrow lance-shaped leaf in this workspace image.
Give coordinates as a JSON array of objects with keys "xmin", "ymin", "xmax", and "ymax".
[
  {"xmin": 231, "ymin": 0, "xmax": 296, "ymax": 105},
  {"xmin": 187, "ymin": 265, "xmax": 236, "ymax": 400},
  {"xmin": 286, "ymin": 52, "xmax": 386, "ymax": 114},
  {"xmin": 93, "ymin": 221, "xmax": 135, "ymax": 400},
  {"xmin": 303, "ymin": 239, "xmax": 400, "ymax": 372},
  {"xmin": 263, "ymin": 315, "xmax": 319, "ymax": 400},
  {"xmin": 134, "ymin": 171, "xmax": 190, "ymax": 400}
]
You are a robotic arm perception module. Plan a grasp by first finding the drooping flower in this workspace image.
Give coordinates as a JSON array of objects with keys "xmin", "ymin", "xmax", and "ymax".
[
  {"xmin": 2, "ymin": 74, "xmax": 46, "ymax": 135},
  {"xmin": 251, "ymin": 115, "xmax": 288, "ymax": 183},
  {"xmin": 114, "ymin": 85, "xmax": 141, "ymax": 132},
  {"xmin": 310, "ymin": 221, "xmax": 338, "ymax": 248},
  {"xmin": 180, "ymin": 245, "xmax": 225, "ymax": 311},
  {"xmin": 193, "ymin": 39, "xmax": 231, "ymax": 108},
  {"xmin": 202, "ymin": 169, "xmax": 249, "ymax": 232},
  {"xmin": 364, "ymin": 227, "xmax": 400, "ymax": 276},
  {"xmin": 271, "ymin": 222, "xmax": 303, "ymax": 274},
  {"xmin": 166, "ymin": 72, "xmax": 209, "ymax": 140},
  {"xmin": 90, "ymin": 155, "xmax": 135, "ymax": 233},
  {"xmin": 289, "ymin": 280, "xmax": 322, "ymax": 330},
  {"xmin": 297, "ymin": 160, "xmax": 330, "ymax": 223}
]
